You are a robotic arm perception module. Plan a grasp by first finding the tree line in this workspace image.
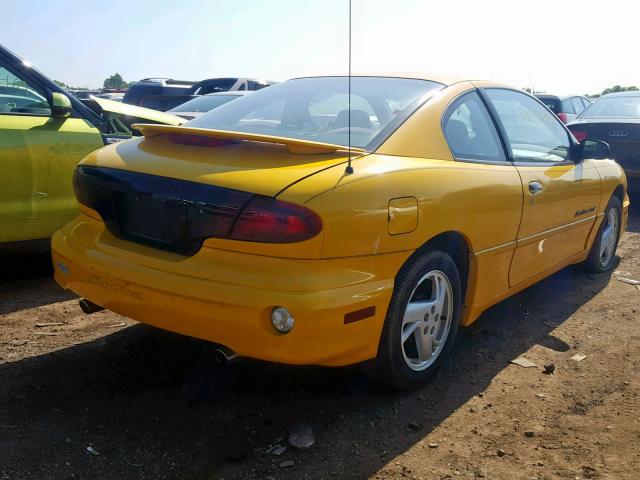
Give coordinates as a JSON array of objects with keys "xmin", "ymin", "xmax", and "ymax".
[
  {"xmin": 53, "ymin": 73, "xmax": 134, "ymax": 90},
  {"xmin": 525, "ymin": 85, "xmax": 639, "ymax": 98}
]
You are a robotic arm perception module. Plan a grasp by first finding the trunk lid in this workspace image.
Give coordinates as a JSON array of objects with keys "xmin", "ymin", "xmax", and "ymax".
[
  {"xmin": 76, "ymin": 125, "xmax": 365, "ymax": 255},
  {"xmin": 81, "ymin": 125, "xmax": 363, "ymax": 197},
  {"xmin": 568, "ymin": 120, "xmax": 640, "ymax": 169}
]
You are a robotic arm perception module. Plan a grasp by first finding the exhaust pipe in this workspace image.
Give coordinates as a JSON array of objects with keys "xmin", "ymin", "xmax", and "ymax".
[
  {"xmin": 79, "ymin": 298, "xmax": 104, "ymax": 314},
  {"xmin": 214, "ymin": 346, "xmax": 239, "ymax": 364}
]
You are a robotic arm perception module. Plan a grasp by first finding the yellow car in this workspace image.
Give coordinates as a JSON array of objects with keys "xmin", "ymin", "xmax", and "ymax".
[
  {"xmin": 0, "ymin": 44, "xmax": 184, "ymax": 245},
  {"xmin": 52, "ymin": 75, "xmax": 629, "ymax": 389}
]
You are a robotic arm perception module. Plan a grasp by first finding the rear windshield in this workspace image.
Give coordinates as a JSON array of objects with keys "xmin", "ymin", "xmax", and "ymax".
[
  {"xmin": 125, "ymin": 85, "xmax": 190, "ymax": 101},
  {"xmin": 579, "ymin": 96, "xmax": 640, "ymax": 118},
  {"xmin": 186, "ymin": 76, "xmax": 442, "ymax": 149},
  {"xmin": 537, "ymin": 97, "xmax": 561, "ymax": 114},
  {"xmin": 169, "ymin": 94, "xmax": 240, "ymax": 113},
  {"xmin": 190, "ymin": 79, "xmax": 238, "ymax": 95}
]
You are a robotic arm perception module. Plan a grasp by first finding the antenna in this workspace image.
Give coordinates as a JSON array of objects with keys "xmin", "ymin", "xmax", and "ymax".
[{"xmin": 345, "ymin": 0, "xmax": 354, "ymax": 174}]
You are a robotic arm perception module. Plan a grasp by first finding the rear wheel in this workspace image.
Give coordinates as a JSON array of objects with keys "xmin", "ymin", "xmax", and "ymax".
[
  {"xmin": 362, "ymin": 250, "xmax": 461, "ymax": 390},
  {"xmin": 584, "ymin": 196, "xmax": 622, "ymax": 273}
]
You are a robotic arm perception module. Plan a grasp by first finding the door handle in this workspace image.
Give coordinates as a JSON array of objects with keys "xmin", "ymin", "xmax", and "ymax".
[{"xmin": 528, "ymin": 181, "xmax": 543, "ymax": 196}]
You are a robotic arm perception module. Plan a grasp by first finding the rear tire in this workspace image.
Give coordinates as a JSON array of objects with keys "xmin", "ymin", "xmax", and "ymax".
[
  {"xmin": 584, "ymin": 196, "xmax": 622, "ymax": 273},
  {"xmin": 362, "ymin": 250, "xmax": 461, "ymax": 390}
]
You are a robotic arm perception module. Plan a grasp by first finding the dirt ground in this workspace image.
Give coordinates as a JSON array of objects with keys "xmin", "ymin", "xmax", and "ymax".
[{"xmin": 1, "ymin": 196, "xmax": 639, "ymax": 480}]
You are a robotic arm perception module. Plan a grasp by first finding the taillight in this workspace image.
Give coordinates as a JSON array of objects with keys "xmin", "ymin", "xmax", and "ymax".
[
  {"xmin": 557, "ymin": 113, "xmax": 569, "ymax": 123},
  {"xmin": 231, "ymin": 197, "xmax": 322, "ymax": 243},
  {"xmin": 571, "ymin": 130, "xmax": 588, "ymax": 142}
]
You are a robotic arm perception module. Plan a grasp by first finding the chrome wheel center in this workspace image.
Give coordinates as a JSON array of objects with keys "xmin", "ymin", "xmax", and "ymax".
[
  {"xmin": 401, "ymin": 270, "xmax": 453, "ymax": 371},
  {"xmin": 599, "ymin": 208, "xmax": 619, "ymax": 267}
]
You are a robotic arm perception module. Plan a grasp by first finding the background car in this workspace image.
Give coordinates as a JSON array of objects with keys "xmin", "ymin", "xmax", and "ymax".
[
  {"xmin": 535, "ymin": 93, "xmax": 592, "ymax": 123},
  {"xmin": 124, "ymin": 77, "xmax": 275, "ymax": 111},
  {"xmin": 167, "ymin": 91, "xmax": 250, "ymax": 120},
  {"xmin": 93, "ymin": 91, "xmax": 125, "ymax": 102},
  {"xmin": 122, "ymin": 77, "xmax": 196, "ymax": 109},
  {"xmin": 52, "ymin": 75, "xmax": 627, "ymax": 390},
  {"xmin": 82, "ymin": 95, "xmax": 185, "ymax": 141},
  {"xmin": 568, "ymin": 91, "xmax": 640, "ymax": 191},
  {"xmin": 188, "ymin": 77, "xmax": 274, "ymax": 95},
  {"xmin": 0, "ymin": 45, "xmax": 184, "ymax": 245},
  {"xmin": 69, "ymin": 89, "xmax": 102, "ymax": 100}
]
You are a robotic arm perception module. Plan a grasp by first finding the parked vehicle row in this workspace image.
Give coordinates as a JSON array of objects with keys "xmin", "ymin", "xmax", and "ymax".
[
  {"xmin": 167, "ymin": 91, "xmax": 250, "ymax": 120},
  {"xmin": 0, "ymin": 43, "xmax": 635, "ymax": 389},
  {"xmin": 535, "ymin": 93, "xmax": 592, "ymax": 123},
  {"xmin": 52, "ymin": 74, "xmax": 628, "ymax": 390},
  {"xmin": 123, "ymin": 76, "xmax": 274, "ymax": 111},
  {"xmin": 568, "ymin": 91, "xmax": 640, "ymax": 192}
]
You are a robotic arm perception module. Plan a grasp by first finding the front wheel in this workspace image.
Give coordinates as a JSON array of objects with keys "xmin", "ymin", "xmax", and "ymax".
[
  {"xmin": 584, "ymin": 196, "xmax": 622, "ymax": 273},
  {"xmin": 362, "ymin": 250, "xmax": 461, "ymax": 390}
]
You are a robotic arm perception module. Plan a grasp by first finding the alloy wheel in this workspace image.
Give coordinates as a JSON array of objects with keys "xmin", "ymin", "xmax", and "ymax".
[
  {"xmin": 400, "ymin": 270, "xmax": 453, "ymax": 371},
  {"xmin": 599, "ymin": 208, "xmax": 619, "ymax": 267}
]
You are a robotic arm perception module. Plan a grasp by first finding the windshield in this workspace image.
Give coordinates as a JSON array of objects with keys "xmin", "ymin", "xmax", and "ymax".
[
  {"xmin": 186, "ymin": 76, "xmax": 442, "ymax": 149},
  {"xmin": 170, "ymin": 94, "xmax": 241, "ymax": 113},
  {"xmin": 580, "ymin": 96, "xmax": 640, "ymax": 118}
]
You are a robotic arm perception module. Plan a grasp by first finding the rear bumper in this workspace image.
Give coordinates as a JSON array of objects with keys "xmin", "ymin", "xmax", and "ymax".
[{"xmin": 52, "ymin": 214, "xmax": 407, "ymax": 366}]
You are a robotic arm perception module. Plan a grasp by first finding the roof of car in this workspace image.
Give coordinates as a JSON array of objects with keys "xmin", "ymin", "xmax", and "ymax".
[
  {"xmin": 135, "ymin": 78, "xmax": 196, "ymax": 86},
  {"xmin": 195, "ymin": 77, "xmax": 276, "ymax": 84},
  {"xmin": 536, "ymin": 94, "xmax": 565, "ymax": 100},
  {"xmin": 535, "ymin": 94, "xmax": 586, "ymax": 101},
  {"xmin": 601, "ymin": 91, "xmax": 640, "ymax": 98},
  {"xmin": 205, "ymin": 91, "xmax": 251, "ymax": 96}
]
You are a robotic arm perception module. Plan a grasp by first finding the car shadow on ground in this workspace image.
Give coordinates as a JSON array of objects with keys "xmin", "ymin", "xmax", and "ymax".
[
  {"xmin": 0, "ymin": 243, "xmax": 75, "ymax": 316},
  {"xmin": 1, "ymin": 200, "xmax": 637, "ymax": 479},
  {"xmin": 0, "ymin": 263, "xmax": 619, "ymax": 479}
]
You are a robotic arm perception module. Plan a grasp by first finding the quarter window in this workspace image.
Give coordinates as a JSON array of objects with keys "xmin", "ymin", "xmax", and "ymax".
[
  {"xmin": 0, "ymin": 65, "xmax": 51, "ymax": 116},
  {"xmin": 485, "ymin": 89, "xmax": 571, "ymax": 163},
  {"xmin": 443, "ymin": 91, "xmax": 505, "ymax": 162},
  {"xmin": 561, "ymin": 100, "xmax": 575, "ymax": 114},
  {"xmin": 572, "ymin": 97, "xmax": 585, "ymax": 114}
]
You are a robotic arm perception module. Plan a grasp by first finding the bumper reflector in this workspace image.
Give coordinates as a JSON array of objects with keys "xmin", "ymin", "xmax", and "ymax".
[{"xmin": 271, "ymin": 307, "xmax": 295, "ymax": 333}]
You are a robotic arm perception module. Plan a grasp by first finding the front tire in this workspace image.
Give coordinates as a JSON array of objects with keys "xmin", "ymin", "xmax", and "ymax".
[
  {"xmin": 362, "ymin": 250, "xmax": 461, "ymax": 390},
  {"xmin": 584, "ymin": 196, "xmax": 622, "ymax": 273}
]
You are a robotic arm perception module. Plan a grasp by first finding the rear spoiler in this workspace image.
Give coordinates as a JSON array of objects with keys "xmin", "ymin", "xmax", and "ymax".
[{"xmin": 131, "ymin": 123, "xmax": 367, "ymax": 155}]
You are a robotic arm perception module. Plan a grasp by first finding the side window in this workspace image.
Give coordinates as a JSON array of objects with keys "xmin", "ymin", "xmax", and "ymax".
[
  {"xmin": 443, "ymin": 91, "xmax": 505, "ymax": 162},
  {"xmin": 0, "ymin": 65, "xmax": 51, "ymax": 116},
  {"xmin": 249, "ymin": 81, "xmax": 269, "ymax": 91},
  {"xmin": 572, "ymin": 97, "xmax": 585, "ymax": 114},
  {"xmin": 485, "ymin": 89, "xmax": 571, "ymax": 163},
  {"xmin": 561, "ymin": 100, "xmax": 575, "ymax": 114}
]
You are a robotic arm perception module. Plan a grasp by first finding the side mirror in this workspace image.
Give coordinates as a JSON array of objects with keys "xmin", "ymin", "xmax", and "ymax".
[
  {"xmin": 573, "ymin": 138, "xmax": 610, "ymax": 162},
  {"xmin": 51, "ymin": 92, "xmax": 72, "ymax": 118}
]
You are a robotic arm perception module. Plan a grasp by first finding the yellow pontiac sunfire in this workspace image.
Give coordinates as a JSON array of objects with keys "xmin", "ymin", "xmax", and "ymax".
[{"xmin": 52, "ymin": 75, "xmax": 629, "ymax": 389}]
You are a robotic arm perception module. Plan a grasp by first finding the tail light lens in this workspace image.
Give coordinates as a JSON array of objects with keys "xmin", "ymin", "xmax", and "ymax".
[
  {"xmin": 231, "ymin": 197, "xmax": 322, "ymax": 243},
  {"xmin": 571, "ymin": 130, "xmax": 588, "ymax": 142},
  {"xmin": 557, "ymin": 113, "xmax": 569, "ymax": 123}
]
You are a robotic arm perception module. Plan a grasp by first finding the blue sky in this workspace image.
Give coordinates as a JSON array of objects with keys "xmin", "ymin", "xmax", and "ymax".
[{"xmin": 5, "ymin": 0, "xmax": 639, "ymax": 94}]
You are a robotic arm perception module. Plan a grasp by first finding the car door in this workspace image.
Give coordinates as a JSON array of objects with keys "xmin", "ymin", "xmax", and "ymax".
[
  {"xmin": 481, "ymin": 88, "xmax": 601, "ymax": 286},
  {"xmin": 441, "ymin": 90, "xmax": 523, "ymax": 304},
  {"xmin": 0, "ymin": 58, "xmax": 103, "ymax": 243}
]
